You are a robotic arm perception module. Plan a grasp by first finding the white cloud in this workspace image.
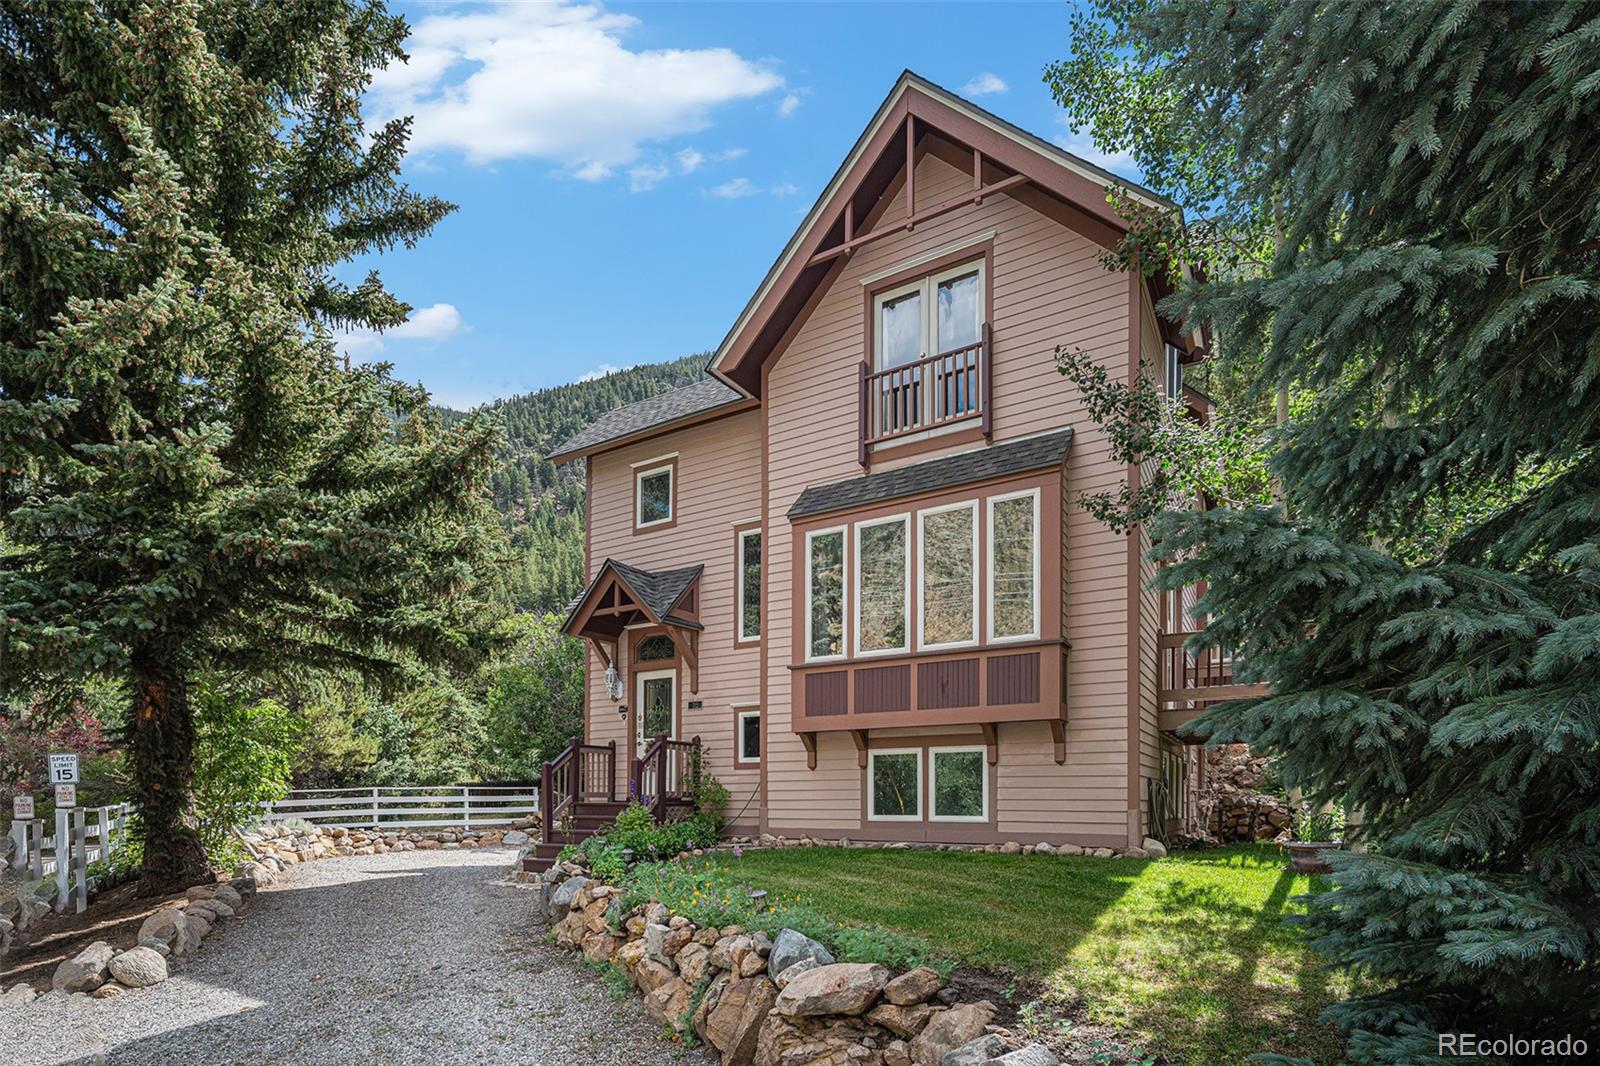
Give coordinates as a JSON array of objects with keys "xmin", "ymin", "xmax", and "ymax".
[
  {"xmin": 961, "ymin": 72, "xmax": 1009, "ymax": 97},
  {"xmin": 777, "ymin": 91, "xmax": 805, "ymax": 118},
  {"xmin": 771, "ymin": 182, "xmax": 800, "ymax": 198},
  {"xmin": 1050, "ymin": 118, "xmax": 1140, "ymax": 180},
  {"xmin": 578, "ymin": 362, "xmax": 626, "ymax": 382},
  {"xmin": 710, "ymin": 177, "xmax": 757, "ymax": 199},
  {"xmin": 675, "ymin": 147, "xmax": 706, "ymax": 174},
  {"xmin": 717, "ymin": 147, "xmax": 747, "ymax": 162},
  {"xmin": 630, "ymin": 163, "xmax": 671, "ymax": 191},
  {"xmin": 337, "ymin": 302, "xmax": 464, "ymax": 360},
  {"xmin": 368, "ymin": 2, "xmax": 783, "ymax": 175}
]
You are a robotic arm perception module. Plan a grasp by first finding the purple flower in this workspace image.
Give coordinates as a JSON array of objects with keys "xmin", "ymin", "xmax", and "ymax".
[
  {"xmin": 732, "ymin": 844, "xmax": 744, "ymax": 859},
  {"xmin": 686, "ymin": 839, "xmax": 696, "ymax": 849}
]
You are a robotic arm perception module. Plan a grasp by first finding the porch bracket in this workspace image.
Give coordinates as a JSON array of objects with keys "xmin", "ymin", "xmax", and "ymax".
[
  {"xmin": 1049, "ymin": 719, "xmax": 1066, "ymax": 765},
  {"xmin": 587, "ymin": 637, "xmax": 614, "ymax": 672}
]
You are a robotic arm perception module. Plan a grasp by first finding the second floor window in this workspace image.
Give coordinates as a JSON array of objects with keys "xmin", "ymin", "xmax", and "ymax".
[
  {"xmin": 806, "ymin": 528, "xmax": 845, "ymax": 660},
  {"xmin": 988, "ymin": 489, "xmax": 1040, "ymax": 641},
  {"xmin": 855, "ymin": 515, "xmax": 908, "ymax": 655},
  {"xmin": 737, "ymin": 529, "xmax": 761, "ymax": 641},
  {"xmin": 635, "ymin": 462, "xmax": 674, "ymax": 529},
  {"xmin": 919, "ymin": 501, "xmax": 977, "ymax": 648}
]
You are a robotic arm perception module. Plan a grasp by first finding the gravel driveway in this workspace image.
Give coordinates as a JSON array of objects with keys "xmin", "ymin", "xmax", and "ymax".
[{"xmin": 1, "ymin": 847, "xmax": 713, "ymax": 1066}]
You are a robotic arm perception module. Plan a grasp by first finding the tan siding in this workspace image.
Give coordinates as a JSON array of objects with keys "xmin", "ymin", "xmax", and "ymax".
[
  {"xmin": 764, "ymin": 151, "xmax": 1135, "ymax": 842},
  {"xmin": 1136, "ymin": 286, "xmax": 1165, "ymax": 839},
  {"xmin": 584, "ymin": 412, "xmax": 764, "ymax": 828}
]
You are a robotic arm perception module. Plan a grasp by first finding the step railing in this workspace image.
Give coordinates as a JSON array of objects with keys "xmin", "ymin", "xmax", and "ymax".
[
  {"xmin": 540, "ymin": 737, "xmax": 617, "ymax": 843},
  {"xmin": 632, "ymin": 734, "xmax": 702, "ymax": 823}
]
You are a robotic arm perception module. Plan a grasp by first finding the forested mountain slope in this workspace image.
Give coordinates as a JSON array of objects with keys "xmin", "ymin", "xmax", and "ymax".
[{"xmin": 441, "ymin": 353, "xmax": 708, "ymax": 611}]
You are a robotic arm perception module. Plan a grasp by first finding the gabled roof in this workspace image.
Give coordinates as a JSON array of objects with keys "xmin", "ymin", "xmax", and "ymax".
[
  {"xmin": 548, "ymin": 379, "xmax": 748, "ymax": 463},
  {"xmin": 562, "ymin": 559, "xmax": 704, "ymax": 640},
  {"xmin": 788, "ymin": 428, "xmax": 1075, "ymax": 520},
  {"xmin": 707, "ymin": 71, "xmax": 1173, "ymax": 395}
]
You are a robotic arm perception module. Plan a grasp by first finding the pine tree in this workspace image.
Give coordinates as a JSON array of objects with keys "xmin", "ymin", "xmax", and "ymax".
[
  {"xmin": 1055, "ymin": 2, "xmax": 1600, "ymax": 1058},
  {"xmin": 0, "ymin": 1, "xmax": 503, "ymax": 893}
]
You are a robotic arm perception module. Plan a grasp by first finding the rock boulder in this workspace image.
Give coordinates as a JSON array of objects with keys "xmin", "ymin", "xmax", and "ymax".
[{"xmin": 773, "ymin": 962, "xmax": 888, "ymax": 1018}]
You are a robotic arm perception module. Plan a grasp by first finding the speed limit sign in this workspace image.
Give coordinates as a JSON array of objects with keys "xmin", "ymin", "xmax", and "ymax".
[{"xmin": 49, "ymin": 753, "xmax": 80, "ymax": 784}]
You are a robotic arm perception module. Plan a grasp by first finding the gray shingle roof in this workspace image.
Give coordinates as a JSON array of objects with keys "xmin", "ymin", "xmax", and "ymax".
[
  {"xmin": 549, "ymin": 379, "xmax": 745, "ymax": 461},
  {"xmin": 787, "ymin": 429, "xmax": 1075, "ymax": 520},
  {"xmin": 565, "ymin": 559, "xmax": 705, "ymax": 632}
]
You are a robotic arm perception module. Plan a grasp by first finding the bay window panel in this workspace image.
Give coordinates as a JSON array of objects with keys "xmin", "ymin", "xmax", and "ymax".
[
  {"xmin": 856, "ymin": 519, "xmax": 908, "ymax": 653},
  {"xmin": 920, "ymin": 505, "xmax": 976, "ymax": 647},
  {"xmin": 990, "ymin": 494, "xmax": 1038, "ymax": 639},
  {"xmin": 807, "ymin": 530, "xmax": 845, "ymax": 659}
]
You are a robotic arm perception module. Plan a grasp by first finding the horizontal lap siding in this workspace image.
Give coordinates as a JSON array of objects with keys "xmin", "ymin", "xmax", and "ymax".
[
  {"xmin": 1136, "ymin": 288, "xmax": 1164, "ymax": 837},
  {"xmin": 765, "ymin": 152, "xmax": 1133, "ymax": 842},
  {"xmin": 586, "ymin": 413, "xmax": 763, "ymax": 827}
]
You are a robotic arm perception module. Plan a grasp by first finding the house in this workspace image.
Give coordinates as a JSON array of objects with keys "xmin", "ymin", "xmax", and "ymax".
[{"xmin": 534, "ymin": 72, "xmax": 1248, "ymax": 864}]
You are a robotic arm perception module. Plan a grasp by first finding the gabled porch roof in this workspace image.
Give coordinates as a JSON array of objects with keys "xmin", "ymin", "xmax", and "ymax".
[{"xmin": 563, "ymin": 559, "xmax": 704, "ymax": 641}]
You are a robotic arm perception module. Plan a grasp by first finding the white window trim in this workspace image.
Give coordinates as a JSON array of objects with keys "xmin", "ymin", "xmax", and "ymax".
[
  {"xmin": 735, "ymin": 709, "xmax": 761, "ymax": 765},
  {"xmin": 633, "ymin": 668, "xmax": 677, "ymax": 749},
  {"xmin": 870, "ymin": 257, "xmax": 986, "ymax": 373},
  {"xmin": 853, "ymin": 513, "xmax": 910, "ymax": 658},
  {"xmin": 858, "ymin": 231, "xmax": 995, "ymax": 287},
  {"xmin": 634, "ymin": 463, "xmax": 674, "ymax": 529},
  {"xmin": 867, "ymin": 748, "xmax": 923, "ymax": 821},
  {"xmin": 985, "ymin": 488, "xmax": 1041, "ymax": 643},
  {"xmin": 735, "ymin": 527, "xmax": 761, "ymax": 644},
  {"xmin": 803, "ymin": 525, "xmax": 848, "ymax": 663},
  {"xmin": 916, "ymin": 500, "xmax": 979, "ymax": 651},
  {"xmin": 629, "ymin": 451, "xmax": 679, "ymax": 468},
  {"xmin": 929, "ymin": 745, "xmax": 990, "ymax": 822}
]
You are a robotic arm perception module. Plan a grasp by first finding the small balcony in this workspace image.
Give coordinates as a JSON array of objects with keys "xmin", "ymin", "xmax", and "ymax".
[
  {"xmin": 860, "ymin": 324, "xmax": 991, "ymax": 457},
  {"xmin": 1158, "ymin": 631, "xmax": 1269, "ymax": 737}
]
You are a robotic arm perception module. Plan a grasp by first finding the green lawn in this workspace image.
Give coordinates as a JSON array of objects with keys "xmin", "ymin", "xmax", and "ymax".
[{"xmin": 706, "ymin": 844, "xmax": 1341, "ymax": 1064}]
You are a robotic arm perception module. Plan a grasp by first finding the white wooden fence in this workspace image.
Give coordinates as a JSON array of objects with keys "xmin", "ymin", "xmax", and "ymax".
[
  {"xmin": 6, "ymin": 803, "xmax": 133, "ymax": 914},
  {"xmin": 259, "ymin": 785, "xmax": 538, "ymax": 830}
]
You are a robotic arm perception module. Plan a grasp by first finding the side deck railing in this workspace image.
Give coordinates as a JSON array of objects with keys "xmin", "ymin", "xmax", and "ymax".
[{"xmin": 1158, "ymin": 631, "xmax": 1270, "ymax": 733}]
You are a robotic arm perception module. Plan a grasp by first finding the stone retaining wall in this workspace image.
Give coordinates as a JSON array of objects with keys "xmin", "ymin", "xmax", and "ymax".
[
  {"xmin": 1202, "ymin": 744, "xmax": 1292, "ymax": 843},
  {"xmin": 536, "ymin": 860, "xmax": 1060, "ymax": 1066},
  {"xmin": 243, "ymin": 817, "xmax": 539, "ymax": 869}
]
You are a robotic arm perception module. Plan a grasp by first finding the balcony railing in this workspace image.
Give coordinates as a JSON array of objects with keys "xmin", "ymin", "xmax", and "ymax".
[
  {"xmin": 860, "ymin": 324, "xmax": 991, "ymax": 453},
  {"xmin": 1158, "ymin": 631, "xmax": 1269, "ymax": 735}
]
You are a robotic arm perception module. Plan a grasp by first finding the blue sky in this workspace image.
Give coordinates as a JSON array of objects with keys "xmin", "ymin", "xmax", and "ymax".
[{"xmin": 338, "ymin": 1, "xmax": 1134, "ymax": 409}]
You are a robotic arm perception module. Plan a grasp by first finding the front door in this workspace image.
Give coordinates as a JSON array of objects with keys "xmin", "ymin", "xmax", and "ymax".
[
  {"xmin": 635, "ymin": 669, "xmax": 677, "ymax": 800},
  {"xmin": 635, "ymin": 669, "xmax": 676, "ymax": 755}
]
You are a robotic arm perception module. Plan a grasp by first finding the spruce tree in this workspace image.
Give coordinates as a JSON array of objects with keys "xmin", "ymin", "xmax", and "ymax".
[
  {"xmin": 0, "ymin": 0, "xmax": 503, "ymax": 893},
  {"xmin": 1053, "ymin": 2, "xmax": 1599, "ymax": 1058}
]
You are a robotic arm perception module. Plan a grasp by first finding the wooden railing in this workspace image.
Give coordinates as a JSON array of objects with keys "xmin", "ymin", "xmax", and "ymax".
[
  {"xmin": 632, "ymin": 734, "xmax": 701, "ymax": 822},
  {"xmin": 540, "ymin": 736, "xmax": 617, "ymax": 835},
  {"xmin": 860, "ymin": 325, "xmax": 991, "ymax": 452},
  {"xmin": 1158, "ymin": 631, "xmax": 1269, "ymax": 734},
  {"xmin": 262, "ymin": 785, "xmax": 537, "ymax": 830}
]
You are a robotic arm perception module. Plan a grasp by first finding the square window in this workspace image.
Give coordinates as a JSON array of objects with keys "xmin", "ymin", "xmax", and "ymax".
[
  {"xmin": 636, "ymin": 464, "xmax": 674, "ymax": 528},
  {"xmin": 930, "ymin": 748, "xmax": 987, "ymax": 821},
  {"xmin": 736, "ymin": 710, "xmax": 761, "ymax": 764},
  {"xmin": 868, "ymin": 749, "xmax": 921, "ymax": 820}
]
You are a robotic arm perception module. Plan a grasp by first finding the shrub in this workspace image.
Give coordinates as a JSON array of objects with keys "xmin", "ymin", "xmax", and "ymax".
[
  {"xmin": 1293, "ymin": 803, "xmax": 1345, "ymax": 843},
  {"xmin": 191, "ymin": 684, "xmax": 300, "ymax": 854}
]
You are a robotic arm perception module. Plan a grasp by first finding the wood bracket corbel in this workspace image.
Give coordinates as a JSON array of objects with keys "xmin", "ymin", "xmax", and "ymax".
[
  {"xmin": 978, "ymin": 723, "xmax": 998, "ymax": 766},
  {"xmin": 799, "ymin": 732, "xmax": 818, "ymax": 771},
  {"xmin": 1050, "ymin": 719, "xmax": 1066, "ymax": 765},
  {"xmin": 850, "ymin": 729, "xmax": 869, "ymax": 769},
  {"xmin": 586, "ymin": 637, "xmax": 613, "ymax": 671}
]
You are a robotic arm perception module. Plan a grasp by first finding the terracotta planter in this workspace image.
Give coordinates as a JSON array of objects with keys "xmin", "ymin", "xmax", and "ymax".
[{"xmin": 1285, "ymin": 840, "xmax": 1342, "ymax": 874}]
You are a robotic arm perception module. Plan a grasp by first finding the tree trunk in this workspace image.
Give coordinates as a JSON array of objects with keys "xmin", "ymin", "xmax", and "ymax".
[{"xmin": 128, "ymin": 659, "xmax": 211, "ymax": 895}]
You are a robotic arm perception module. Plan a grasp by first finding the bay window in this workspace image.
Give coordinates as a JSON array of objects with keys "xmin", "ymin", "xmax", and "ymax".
[
  {"xmin": 918, "ymin": 502, "xmax": 977, "ymax": 648},
  {"xmin": 806, "ymin": 527, "xmax": 846, "ymax": 660},
  {"xmin": 854, "ymin": 515, "xmax": 909, "ymax": 655},
  {"xmin": 987, "ymin": 489, "xmax": 1039, "ymax": 641}
]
